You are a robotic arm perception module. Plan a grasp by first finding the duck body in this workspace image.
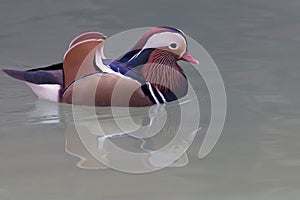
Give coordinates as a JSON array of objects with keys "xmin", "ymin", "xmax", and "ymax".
[{"xmin": 3, "ymin": 27, "xmax": 198, "ymax": 107}]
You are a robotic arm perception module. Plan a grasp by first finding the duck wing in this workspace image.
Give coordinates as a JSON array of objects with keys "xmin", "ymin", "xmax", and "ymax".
[{"xmin": 62, "ymin": 34, "xmax": 153, "ymax": 107}]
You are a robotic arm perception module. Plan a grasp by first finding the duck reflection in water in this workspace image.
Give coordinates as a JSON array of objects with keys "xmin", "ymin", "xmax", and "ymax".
[{"xmin": 64, "ymin": 102, "xmax": 200, "ymax": 172}]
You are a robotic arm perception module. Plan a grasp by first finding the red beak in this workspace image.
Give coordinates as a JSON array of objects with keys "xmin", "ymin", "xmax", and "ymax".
[{"xmin": 181, "ymin": 52, "xmax": 199, "ymax": 64}]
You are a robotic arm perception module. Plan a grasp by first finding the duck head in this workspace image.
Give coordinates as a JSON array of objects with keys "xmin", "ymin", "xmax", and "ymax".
[
  {"xmin": 121, "ymin": 27, "xmax": 199, "ymax": 102},
  {"xmin": 131, "ymin": 26, "xmax": 198, "ymax": 64}
]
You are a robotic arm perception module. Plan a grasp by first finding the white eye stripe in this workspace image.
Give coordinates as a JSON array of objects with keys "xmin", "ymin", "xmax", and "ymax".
[{"xmin": 143, "ymin": 32, "xmax": 186, "ymax": 50}]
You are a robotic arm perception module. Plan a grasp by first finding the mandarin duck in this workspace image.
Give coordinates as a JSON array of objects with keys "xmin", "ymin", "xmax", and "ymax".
[{"xmin": 3, "ymin": 26, "xmax": 198, "ymax": 107}]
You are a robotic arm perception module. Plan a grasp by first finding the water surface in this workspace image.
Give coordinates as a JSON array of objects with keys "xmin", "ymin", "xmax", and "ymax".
[{"xmin": 1, "ymin": 0, "xmax": 300, "ymax": 199}]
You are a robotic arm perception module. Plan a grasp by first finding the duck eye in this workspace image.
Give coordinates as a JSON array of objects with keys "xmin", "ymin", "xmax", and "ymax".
[{"xmin": 169, "ymin": 42, "xmax": 178, "ymax": 49}]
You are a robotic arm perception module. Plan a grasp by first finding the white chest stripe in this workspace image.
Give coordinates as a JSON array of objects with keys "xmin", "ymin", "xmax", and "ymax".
[
  {"xmin": 146, "ymin": 82, "xmax": 160, "ymax": 104},
  {"xmin": 146, "ymin": 82, "xmax": 167, "ymax": 104},
  {"xmin": 154, "ymin": 87, "xmax": 167, "ymax": 103}
]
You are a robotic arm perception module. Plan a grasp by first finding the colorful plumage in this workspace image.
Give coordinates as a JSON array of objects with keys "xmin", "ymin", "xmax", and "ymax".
[{"xmin": 3, "ymin": 27, "xmax": 198, "ymax": 107}]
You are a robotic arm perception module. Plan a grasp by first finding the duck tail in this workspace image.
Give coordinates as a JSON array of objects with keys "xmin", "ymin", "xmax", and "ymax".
[
  {"xmin": 3, "ymin": 63, "xmax": 64, "ymax": 102},
  {"xmin": 3, "ymin": 63, "xmax": 63, "ymax": 85}
]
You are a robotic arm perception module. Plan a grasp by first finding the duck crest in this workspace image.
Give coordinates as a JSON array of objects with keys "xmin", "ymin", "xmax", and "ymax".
[
  {"xmin": 131, "ymin": 26, "xmax": 185, "ymax": 51},
  {"xmin": 141, "ymin": 49, "xmax": 188, "ymax": 102}
]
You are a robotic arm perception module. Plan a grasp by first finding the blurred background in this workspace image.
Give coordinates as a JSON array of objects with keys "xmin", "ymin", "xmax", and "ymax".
[{"xmin": 0, "ymin": 0, "xmax": 300, "ymax": 199}]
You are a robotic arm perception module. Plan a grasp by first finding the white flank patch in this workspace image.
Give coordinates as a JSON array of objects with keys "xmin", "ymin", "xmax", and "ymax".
[{"xmin": 25, "ymin": 82, "xmax": 60, "ymax": 102}]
